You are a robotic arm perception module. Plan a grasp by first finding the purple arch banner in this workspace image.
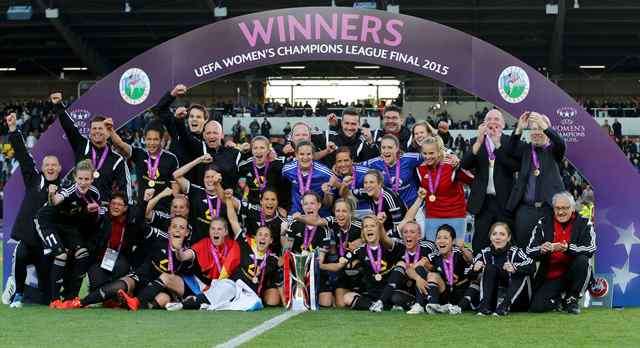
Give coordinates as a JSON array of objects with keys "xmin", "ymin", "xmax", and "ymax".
[{"xmin": 4, "ymin": 7, "xmax": 639, "ymax": 306}]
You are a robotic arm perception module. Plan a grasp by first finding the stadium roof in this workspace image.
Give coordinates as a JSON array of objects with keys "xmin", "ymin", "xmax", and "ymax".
[{"xmin": 1, "ymin": 0, "xmax": 639, "ymax": 77}]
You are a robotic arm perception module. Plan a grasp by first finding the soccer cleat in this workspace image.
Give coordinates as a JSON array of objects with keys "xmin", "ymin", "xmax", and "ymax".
[
  {"xmin": 165, "ymin": 302, "xmax": 184, "ymax": 311},
  {"xmin": 61, "ymin": 297, "xmax": 83, "ymax": 309},
  {"xmin": 2, "ymin": 276, "xmax": 16, "ymax": 305},
  {"xmin": 406, "ymin": 303, "xmax": 424, "ymax": 314},
  {"xmin": 9, "ymin": 293, "xmax": 23, "ymax": 308},
  {"xmin": 117, "ymin": 289, "xmax": 140, "ymax": 311},
  {"xmin": 447, "ymin": 304, "xmax": 462, "ymax": 315},
  {"xmin": 565, "ymin": 297, "xmax": 581, "ymax": 315},
  {"xmin": 49, "ymin": 299, "xmax": 64, "ymax": 309},
  {"xmin": 369, "ymin": 300, "xmax": 383, "ymax": 313}
]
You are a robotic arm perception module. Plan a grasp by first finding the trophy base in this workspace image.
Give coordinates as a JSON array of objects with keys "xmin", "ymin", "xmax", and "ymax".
[{"xmin": 290, "ymin": 298, "xmax": 308, "ymax": 312}]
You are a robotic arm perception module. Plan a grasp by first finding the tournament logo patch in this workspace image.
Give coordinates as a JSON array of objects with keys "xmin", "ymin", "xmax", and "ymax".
[
  {"xmin": 119, "ymin": 68, "xmax": 150, "ymax": 105},
  {"xmin": 66, "ymin": 108, "xmax": 92, "ymax": 138},
  {"xmin": 498, "ymin": 66, "xmax": 530, "ymax": 104},
  {"xmin": 589, "ymin": 276, "xmax": 609, "ymax": 298}
]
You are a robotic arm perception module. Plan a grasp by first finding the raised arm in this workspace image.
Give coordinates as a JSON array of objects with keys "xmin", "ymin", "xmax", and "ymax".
[
  {"xmin": 104, "ymin": 118, "xmax": 132, "ymax": 159},
  {"xmin": 172, "ymin": 153, "xmax": 212, "ymax": 192},
  {"xmin": 6, "ymin": 113, "xmax": 38, "ymax": 186},
  {"xmin": 145, "ymin": 187, "xmax": 173, "ymax": 220},
  {"xmin": 396, "ymin": 188, "xmax": 427, "ymax": 232},
  {"xmin": 224, "ymin": 189, "xmax": 242, "ymax": 238},
  {"xmin": 51, "ymin": 92, "xmax": 85, "ymax": 151}
]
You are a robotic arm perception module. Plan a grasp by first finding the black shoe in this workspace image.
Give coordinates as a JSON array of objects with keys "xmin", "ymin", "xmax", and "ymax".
[
  {"xmin": 458, "ymin": 297, "xmax": 471, "ymax": 311},
  {"xmin": 495, "ymin": 301, "xmax": 510, "ymax": 316},
  {"xmin": 477, "ymin": 307, "xmax": 493, "ymax": 316},
  {"xmin": 565, "ymin": 297, "xmax": 580, "ymax": 315}
]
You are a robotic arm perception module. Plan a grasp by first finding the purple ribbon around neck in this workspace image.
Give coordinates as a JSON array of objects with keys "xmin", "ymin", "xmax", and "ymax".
[
  {"xmin": 426, "ymin": 164, "xmax": 444, "ymax": 197},
  {"xmin": 531, "ymin": 143, "xmax": 551, "ymax": 172},
  {"xmin": 91, "ymin": 146, "xmax": 109, "ymax": 173},
  {"xmin": 366, "ymin": 244, "xmax": 383, "ymax": 274},
  {"xmin": 404, "ymin": 246, "xmax": 421, "ymax": 265},
  {"xmin": 443, "ymin": 252, "xmax": 454, "ymax": 287},
  {"xmin": 350, "ymin": 165, "xmax": 357, "ymax": 189},
  {"xmin": 167, "ymin": 238, "xmax": 174, "ymax": 273},
  {"xmin": 252, "ymin": 249, "xmax": 270, "ymax": 293},
  {"xmin": 484, "ymin": 136, "xmax": 496, "ymax": 161},
  {"xmin": 210, "ymin": 242, "xmax": 228, "ymax": 274},
  {"xmin": 296, "ymin": 163, "xmax": 314, "ymax": 196},
  {"xmin": 338, "ymin": 229, "xmax": 347, "ymax": 257},
  {"xmin": 146, "ymin": 150, "xmax": 162, "ymax": 180},
  {"xmin": 303, "ymin": 225, "xmax": 317, "ymax": 251},
  {"xmin": 207, "ymin": 195, "xmax": 222, "ymax": 219},
  {"xmin": 376, "ymin": 189, "xmax": 385, "ymax": 215},
  {"xmin": 383, "ymin": 159, "xmax": 401, "ymax": 192},
  {"xmin": 252, "ymin": 159, "xmax": 271, "ymax": 192}
]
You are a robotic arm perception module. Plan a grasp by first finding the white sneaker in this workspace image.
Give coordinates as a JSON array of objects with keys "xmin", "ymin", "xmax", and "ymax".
[
  {"xmin": 369, "ymin": 300, "xmax": 383, "ymax": 313},
  {"xmin": 9, "ymin": 299, "xmax": 23, "ymax": 308},
  {"xmin": 2, "ymin": 276, "xmax": 16, "ymax": 305},
  {"xmin": 447, "ymin": 304, "xmax": 462, "ymax": 315},
  {"xmin": 165, "ymin": 302, "xmax": 183, "ymax": 311},
  {"xmin": 407, "ymin": 303, "xmax": 424, "ymax": 314},
  {"xmin": 391, "ymin": 305, "xmax": 404, "ymax": 311},
  {"xmin": 425, "ymin": 303, "xmax": 442, "ymax": 314}
]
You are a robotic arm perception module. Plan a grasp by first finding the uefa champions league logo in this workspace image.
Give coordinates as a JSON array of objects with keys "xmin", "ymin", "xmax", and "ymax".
[
  {"xmin": 589, "ymin": 277, "xmax": 610, "ymax": 298},
  {"xmin": 119, "ymin": 68, "xmax": 150, "ymax": 105},
  {"xmin": 66, "ymin": 108, "xmax": 91, "ymax": 138},
  {"xmin": 498, "ymin": 66, "xmax": 530, "ymax": 104}
]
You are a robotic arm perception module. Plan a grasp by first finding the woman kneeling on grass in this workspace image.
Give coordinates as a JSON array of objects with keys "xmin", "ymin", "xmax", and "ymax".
[
  {"xmin": 423, "ymin": 224, "xmax": 475, "ymax": 315},
  {"xmin": 342, "ymin": 215, "xmax": 408, "ymax": 312}
]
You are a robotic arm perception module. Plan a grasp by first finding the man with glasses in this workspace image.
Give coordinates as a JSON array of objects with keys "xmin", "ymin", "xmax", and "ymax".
[{"xmin": 526, "ymin": 191, "xmax": 595, "ymax": 314}]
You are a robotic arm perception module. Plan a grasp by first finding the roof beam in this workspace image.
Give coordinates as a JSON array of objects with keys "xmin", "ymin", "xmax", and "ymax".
[
  {"xmin": 34, "ymin": 0, "xmax": 112, "ymax": 76},
  {"xmin": 550, "ymin": 0, "xmax": 567, "ymax": 76}
]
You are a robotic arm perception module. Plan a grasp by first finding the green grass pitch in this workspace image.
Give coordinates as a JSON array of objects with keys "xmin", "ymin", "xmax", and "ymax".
[{"xmin": 1, "ymin": 306, "xmax": 639, "ymax": 347}]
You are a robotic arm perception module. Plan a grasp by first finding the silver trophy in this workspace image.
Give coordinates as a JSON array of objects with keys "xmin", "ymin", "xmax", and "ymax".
[{"xmin": 285, "ymin": 251, "xmax": 318, "ymax": 311}]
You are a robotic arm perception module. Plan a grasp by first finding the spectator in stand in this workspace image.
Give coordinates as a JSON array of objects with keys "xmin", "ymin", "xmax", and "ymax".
[
  {"xmin": 612, "ymin": 118, "xmax": 622, "ymax": 140},
  {"xmin": 249, "ymin": 119, "xmax": 260, "ymax": 138},
  {"xmin": 261, "ymin": 117, "xmax": 271, "ymax": 138},
  {"xmin": 437, "ymin": 121, "xmax": 454, "ymax": 149}
]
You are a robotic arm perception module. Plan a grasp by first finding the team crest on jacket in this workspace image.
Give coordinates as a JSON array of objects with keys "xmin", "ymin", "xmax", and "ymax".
[{"xmin": 119, "ymin": 68, "xmax": 150, "ymax": 105}]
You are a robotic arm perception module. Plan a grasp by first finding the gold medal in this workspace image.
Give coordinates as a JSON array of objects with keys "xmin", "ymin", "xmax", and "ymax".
[
  {"xmin": 339, "ymin": 257, "xmax": 347, "ymax": 264},
  {"xmin": 429, "ymin": 194, "xmax": 436, "ymax": 202},
  {"xmin": 374, "ymin": 273, "xmax": 382, "ymax": 282},
  {"xmin": 533, "ymin": 169, "xmax": 540, "ymax": 177},
  {"xmin": 489, "ymin": 159, "xmax": 495, "ymax": 168},
  {"xmin": 93, "ymin": 171, "xmax": 100, "ymax": 179},
  {"xmin": 148, "ymin": 180, "xmax": 156, "ymax": 188}
]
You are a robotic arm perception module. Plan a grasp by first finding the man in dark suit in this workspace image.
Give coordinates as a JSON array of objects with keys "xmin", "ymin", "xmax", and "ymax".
[
  {"xmin": 461, "ymin": 109, "xmax": 519, "ymax": 253},
  {"xmin": 507, "ymin": 112, "xmax": 566, "ymax": 248}
]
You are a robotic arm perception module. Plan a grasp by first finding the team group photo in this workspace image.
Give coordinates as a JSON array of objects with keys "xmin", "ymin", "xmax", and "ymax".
[{"xmin": 1, "ymin": 1, "xmax": 639, "ymax": 347}]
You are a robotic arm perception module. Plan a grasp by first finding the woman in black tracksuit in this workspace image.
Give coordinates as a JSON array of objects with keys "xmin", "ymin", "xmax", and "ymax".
[{"xmin": 469, "ymin": 222, "xmax": 535, "ymax": 316}]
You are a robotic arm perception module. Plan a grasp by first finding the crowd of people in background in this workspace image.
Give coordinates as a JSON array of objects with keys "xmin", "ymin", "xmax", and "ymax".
[{"xmin": 1, "ymin": 94, "xmax": 637, "ymax": 216}]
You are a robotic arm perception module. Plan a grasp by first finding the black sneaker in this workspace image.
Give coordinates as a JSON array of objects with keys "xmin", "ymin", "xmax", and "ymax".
[
  {"xmin": 495, "ymin": 301, "xmax": 510, "ymax": 316},
  {"xmin": 565, "ymin": 297, "xmax": 580, "ymax": 315},
  {"xmin": 458, "ymin": 297, "xmax": 471, "ymax": 311},
  {"xmin": 477, "ymin": 307, "xmax": 493, "ymax": 316}
]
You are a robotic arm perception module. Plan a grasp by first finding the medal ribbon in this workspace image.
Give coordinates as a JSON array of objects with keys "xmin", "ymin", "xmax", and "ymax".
[
  {"xmin": 252, "ymin": 160, "xmax": 271, "ymax": 192},
  {"xmin": 366, "ymin": 244, "xmax": 383, "ymax": 274},
  {"xmin": 91, "ymin": 146, "xmax": 109, "ymax": 173},
  {"xmin": 426, "ymin": 164, "xmax": 444, "ymax": 197},
  {"xmin": 296, "ymin": 163, "xmax": 314, "ymax": 195},
  {"xmin": 146, "ymin": 150, "xmax": 162, "ymax": 180}
]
